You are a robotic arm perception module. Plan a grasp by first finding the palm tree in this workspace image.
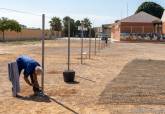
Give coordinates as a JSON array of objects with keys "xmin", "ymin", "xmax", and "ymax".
[
  {"xmin": 49, "ymin": 17, "xmax": 62, "ymax": 31},
  {"xmin": 82, "ymin": 18, "xmax": 92, "ymax": 37},
  {"xmin": 83, "ymin": 18, "xmax": 92, "ymax": 28}
]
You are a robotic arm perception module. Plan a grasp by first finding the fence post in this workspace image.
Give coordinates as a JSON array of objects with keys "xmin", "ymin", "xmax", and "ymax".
[
  {"xmin": 68, "ymin": 19, "xmax": 70, "ymax": 70},
  {"xmin": 81, "ymin": 22, "xmax": 84, "ymax": 64},
  {"xmin": 89, "ymin": 27, "xmax": 91, "ymax": 59},
  {"xmin": 95, "ymin": 34, "xmax": 97, "ymax": 55},
  {"xmin": 41, "ymin": 14, "xmax": 45, "ymax": 93}
]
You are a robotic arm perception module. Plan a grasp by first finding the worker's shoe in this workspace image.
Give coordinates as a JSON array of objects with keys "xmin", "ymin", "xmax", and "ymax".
[{"xmin": 34, "ymin": 91, "xmax": 44, "ymax": 97}]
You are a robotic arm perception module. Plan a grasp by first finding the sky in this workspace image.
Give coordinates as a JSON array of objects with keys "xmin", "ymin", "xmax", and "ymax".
[{"xmin": 0, "ymin": 0, "xmax": 165, "ymax": 28}]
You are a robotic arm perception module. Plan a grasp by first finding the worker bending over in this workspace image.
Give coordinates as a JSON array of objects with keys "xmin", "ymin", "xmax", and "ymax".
[{"xmin": 16, "ymin": 55, "xmax": 43, "ymax": 96}]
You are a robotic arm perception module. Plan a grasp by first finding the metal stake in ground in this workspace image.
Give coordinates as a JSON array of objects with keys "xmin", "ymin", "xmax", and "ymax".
[
  {"xmin": 98, "ymin": 28, "xmax": 102, "ymax": 51},
  {"xmin": 63, "ymin": 18, "xmax": 75, "ymax": 83},
  {"xmin": 95, "ymin": 34, "xmax": 97, "ymax": 55},
  {"xmin": 41, "ymin": 14, "xmax": 45, "ymax": 93},
  {"xmin": 68, "ymin": 19, "xmax": 71, "ymax": 70},
  {"xmin": 89, "ymin": 27, "xmax": 91, "ymax": 59},
  {"xmin": 98, "ymin": 35, "xmax": 101, "ymax": 52},
  {"xmin": 81, "ymin": 22, "xmax": 84, "ymax": 64}
]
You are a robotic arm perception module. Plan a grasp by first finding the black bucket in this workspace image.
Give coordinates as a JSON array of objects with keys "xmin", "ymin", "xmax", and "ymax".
[{"xmin": 63, "ymin": 70, "xmax": 75, "ymax": 82}]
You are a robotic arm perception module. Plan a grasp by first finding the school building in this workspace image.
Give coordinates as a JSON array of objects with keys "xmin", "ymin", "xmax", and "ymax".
[{"xmin": 111, "ymin": 11, "xmax": 163, "ymax": 41}]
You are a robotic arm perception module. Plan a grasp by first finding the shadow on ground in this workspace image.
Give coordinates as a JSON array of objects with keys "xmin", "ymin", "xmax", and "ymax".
[
  {"xmin": 17, "ymin": 94, "xmax": 79, "ymax": 114},
  {"xmin": 99, "ymin": 59, "xmax": 165, "ymax": 105},
  {"xmin": 16, "ymin": 94, "xmax": 51, "ymax": 103}
]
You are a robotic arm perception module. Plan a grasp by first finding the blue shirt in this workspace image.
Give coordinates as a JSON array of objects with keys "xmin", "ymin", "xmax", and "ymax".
[{"xmin": 16, "ymin": 55, "xmax": 40, "ymax": 77}]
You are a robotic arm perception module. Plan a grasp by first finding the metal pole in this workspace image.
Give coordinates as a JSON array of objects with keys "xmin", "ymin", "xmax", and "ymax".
[
  {"xmin": 89, "ymin": 27, "xmax": 91, "ymax": 59},
  {"xmin": 109, "ymin": 36, "xmax": 111, "ymax": 48},
  {"xmin": 81, "ymin": 22, "xmax": 84, "ymax": 64},
  {"xmin": 100, "ymin": 38, "xmax": 102, "ymax": 49},
  {"xmin": 98, "ymin": 27, "xmax": 102, "ymax": 51},
  {"xmin": 98, "ymin": 35, "xmax": 101, "ymax": 52},
  {"xmin": 104, "ymin": 36, "xmax": 106, "ymax": 48},
  {"xmin": 95, "ymin": 34, "xmax": 97, "ymax": 55},
  {"xmin": 68, "ymin": 19, "xmax": 70, "ymax": 70},
  {"xmin": 105, "ymin": 38, "xmax": 107, "ymax": 48},
  {"xmin": 41, "ymin": 14, "xmax": 45, "ymax": 93}
]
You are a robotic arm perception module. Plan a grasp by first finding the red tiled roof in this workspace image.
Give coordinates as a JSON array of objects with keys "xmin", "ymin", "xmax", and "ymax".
[{"xmin": 120, "ymin": 11, "xmax": 161, "ymax": 23}]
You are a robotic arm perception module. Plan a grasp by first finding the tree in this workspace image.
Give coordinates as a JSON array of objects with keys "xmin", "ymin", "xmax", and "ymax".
[
  {"xmin": 49, "ymin": 17, "xmax": 62, "ymax": 31},
  {"xmin": 82, "ymin": 18, "xmax": 92, "ymax": 37},
  {"xmin": 63, "ymin": 16, "xmax": 76, "ymax": 37},
  {"xmin": 91, "ymin": 28, "xmax": 95, "ymax": 38},
  {"xmin": 0, "ymin": 17, "xmax": 21, "ymax": 41},
  {"xmin": 75, "ymin": 20, "xmax": 81, "ymax": 30},
  {"xmin": 75, "ymin": 20, "xmax": 81, "ymax": 36},
  {"xmin": 135, "ymin": 2, "xmax": 164, "ymax": 18},
  {"xmin": 83, "ymin": 18, "xmax": 91, "ymax": 28}
]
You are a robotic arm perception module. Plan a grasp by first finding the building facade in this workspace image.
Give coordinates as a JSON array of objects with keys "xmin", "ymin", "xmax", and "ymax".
[
  {"xmin": 162, "ymin": 11, "xmax": 165, "ymax": 34},
  {"xmin": 111, "ymin": 12, "xmax": 162, "ymax": 41},
  {"xmin": 163, "ymin": 22, "xmax": 165, "ymax": 34},
  {"xmin": 102, "ymin": 24, "xmax": 112, "ymax": 37}
]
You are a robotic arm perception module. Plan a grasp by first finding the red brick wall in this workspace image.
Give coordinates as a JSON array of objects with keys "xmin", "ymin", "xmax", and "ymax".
[
  {"xmin": 111, "ymin": 22, "xmax": 161, "ymax": 41},
  {"xmin": 120, "ymin": 22, "xmax": 154, "ymax": 33}
]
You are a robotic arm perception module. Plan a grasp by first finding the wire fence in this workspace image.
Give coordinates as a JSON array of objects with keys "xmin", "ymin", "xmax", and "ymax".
[{"xmin": 0, "ymin": 7, "xmax": 110, "ymax": 97}]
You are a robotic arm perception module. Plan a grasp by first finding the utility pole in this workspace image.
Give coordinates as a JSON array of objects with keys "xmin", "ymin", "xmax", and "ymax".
[{"xmin": 127, "ymin": 2, "xmax": 128, "ymax": 17}]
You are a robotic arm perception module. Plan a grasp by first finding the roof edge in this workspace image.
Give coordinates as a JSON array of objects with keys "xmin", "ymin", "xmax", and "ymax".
[{"xmin": 119, "ymin": 11, "xmax": 161, "ymax": 23}]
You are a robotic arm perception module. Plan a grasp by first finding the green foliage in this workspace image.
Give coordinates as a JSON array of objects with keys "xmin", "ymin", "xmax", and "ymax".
[
  {"xmin": 91, "ymin": 28, "xmax": 95, "ymax": 37},
  {"xmin": 0, "ymin": 17, "xmax": 21, "ymax": 32},
  {"xmin": 8, "ymin": 20, "xmax": 21, "ymax": 32},
  {"xmin": 0, "ymin": 17, "xmax": 21, "ymax": 41},
  {"xmin": 63, "ymin": 16, "xmax": 76, "ymax": 37},
  {"xmin": 135, "ymin": 2, "xmax": 164, "ymax": 18},
  {"xmin": 74, "ymin": 20, "xmax": 81, "ymax": 36},
  {"xmin": 82, "ymin": 18, "xmax": 92, "ymax": 37},
  {"xmin": 82, "ymin": 18, "xmax": 91, "ymax": 28},
  {"xmin": 51, "ymin": 16, "xmax": 93, "ymax": 37},
  {"xmin": 0, "ymin": 17, "xmax": 9, "ymax": 32},
  {"xmin": 75, "ymin": 20, "xmax": 81, "ymax": 30},
  {"xmin": 49, "ymin": 17, "xmax": 62, "ymax": 31}
]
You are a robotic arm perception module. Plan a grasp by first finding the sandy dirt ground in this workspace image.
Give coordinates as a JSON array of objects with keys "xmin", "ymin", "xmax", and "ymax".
[{"xmin": 0, "ymin": 39, "xmax": 165, "ymax": 114}]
